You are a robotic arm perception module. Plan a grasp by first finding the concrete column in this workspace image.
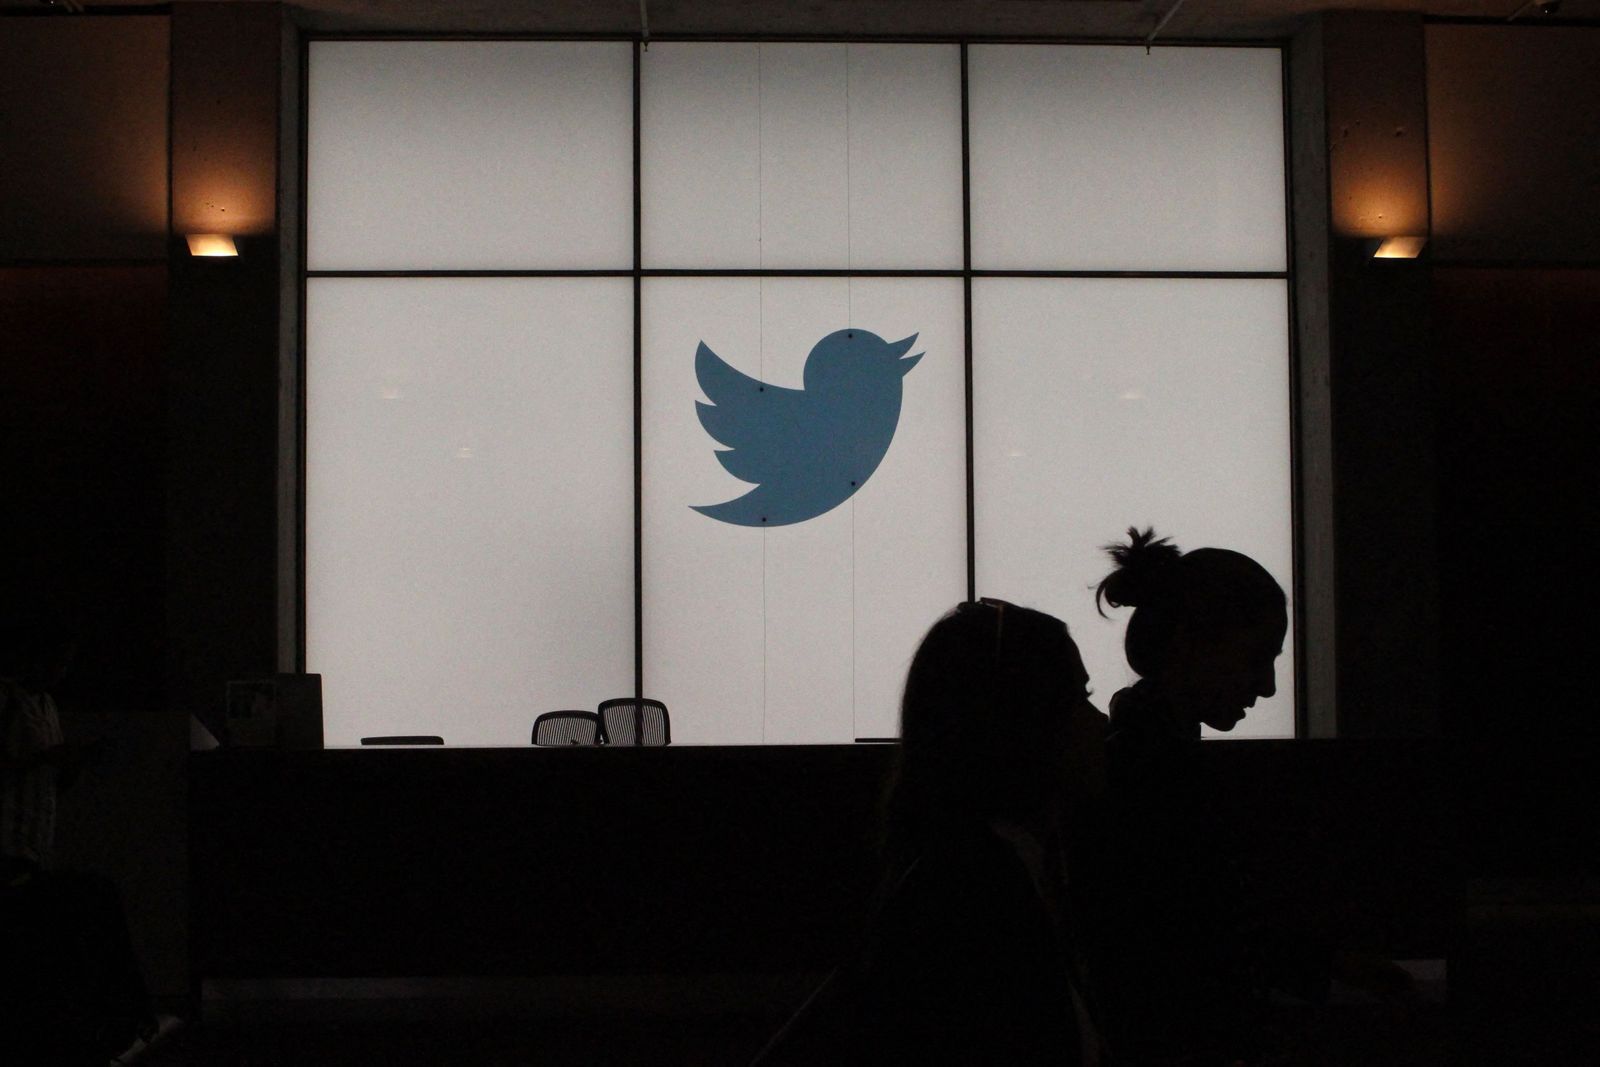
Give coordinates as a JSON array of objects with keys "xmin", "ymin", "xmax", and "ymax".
[
  {"xmin": 166, "ymin": 2, "xmax": 299, "ymax": 729},
  {"xmin": 1290, "ymin": 12, "xmax": 1439, "ymax": 738}
]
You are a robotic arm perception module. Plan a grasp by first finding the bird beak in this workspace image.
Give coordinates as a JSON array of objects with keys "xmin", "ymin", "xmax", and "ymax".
[{"xmin": 885, "ymin": 333, "xmax": 922, "ymax": 375}]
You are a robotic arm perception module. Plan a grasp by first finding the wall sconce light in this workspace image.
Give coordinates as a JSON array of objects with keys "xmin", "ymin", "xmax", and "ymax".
[
  {"xmin": 186, "ymin": 233, "xmax": 238, "ymax": 257},
  {"xmin": 1371, "ymin": 235, "xmax": 1427, "ymax": 259}
]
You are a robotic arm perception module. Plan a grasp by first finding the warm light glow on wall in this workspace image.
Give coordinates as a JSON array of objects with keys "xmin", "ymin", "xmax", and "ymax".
[
  {"xmin": 1323, "ymin": 18, "xmax": 1430, "ymax": 243},
  {"xmin": 186, "ymin": 233, "xmax": 238, "ymax": 257},
  {"xmin": 1334, "ymin": 173, "xmax": 1431, "ymax": 241},
  {"xmin": 1372, "ymin": 235, "xmax": 1427, "ymax": 259}
]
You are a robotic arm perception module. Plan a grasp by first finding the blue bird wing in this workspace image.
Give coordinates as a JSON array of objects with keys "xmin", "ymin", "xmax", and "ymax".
[{"xmin": 694, "ymin": 341, "xmax": 809, "ymax": 486}]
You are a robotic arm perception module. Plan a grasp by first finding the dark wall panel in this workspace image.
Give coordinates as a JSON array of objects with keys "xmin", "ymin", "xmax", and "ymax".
[
  {"xmin": 1433, "ymin": 267, "xmax": 1600, "ymax": 732},
  {"xmin": 1427, "ymin": 26, "xmax": 1600, "ymax": 265},
  {"xmin": 0, "ymin": 17, "xmax": 168, "ymax": 261},
  {"xmin": 1, "ymin": 265, "xmax": 168, "ymax": 709},
  {"xmin": 1433, "ymin": 266, "xmax": 1600, "ymax": 876}
]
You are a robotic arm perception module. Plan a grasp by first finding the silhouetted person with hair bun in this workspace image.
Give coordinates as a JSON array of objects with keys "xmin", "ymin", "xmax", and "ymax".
[
  {"xmin": 1089, "ymin": 527, "xmax": 1288, "ymax": 1067},
  {"xmin": 755, "ymin": 600, "xmax": 1109, "ymax": 1065},
  {"xmin": 1096, "ymin": 527, "xmax": 1287, "ymax": 740}
]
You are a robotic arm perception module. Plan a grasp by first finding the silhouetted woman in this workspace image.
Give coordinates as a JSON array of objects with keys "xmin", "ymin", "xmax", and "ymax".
[
  {"xmin": 1089, "ymin": 527, "xmax": 1288, "ymax": 1067},
  {"xmin": 755, "ymin": 600, "xmax": 1109, "ymax": 1065}
]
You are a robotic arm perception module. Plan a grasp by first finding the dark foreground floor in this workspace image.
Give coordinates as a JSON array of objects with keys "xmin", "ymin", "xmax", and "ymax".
[
  {"xmin": 128, "ymin": 1002, "xmax": 1462, "ymax": 1067},
  {"xmin": 126, "ymin": 905, "xmax": 1600, "ymax": 1067},
  {"xmin": 138, "ymin": 1016, "xmax": 778, "ymax": 1067}
]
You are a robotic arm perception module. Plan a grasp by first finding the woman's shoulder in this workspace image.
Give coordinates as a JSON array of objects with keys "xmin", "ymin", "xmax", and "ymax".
[
  {"xmin": 1108, "ymin": 684, "xmax": 1193, "ymax": 759},
  {"xmin": 1106, "ymin": 681, "xmax": 1158, "ymax": 730}
]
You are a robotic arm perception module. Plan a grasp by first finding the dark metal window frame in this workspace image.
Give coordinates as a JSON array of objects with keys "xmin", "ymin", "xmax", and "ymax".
[{"xmin": 295, "ymin": 34, "xmax": 1303, "ymax": 738}]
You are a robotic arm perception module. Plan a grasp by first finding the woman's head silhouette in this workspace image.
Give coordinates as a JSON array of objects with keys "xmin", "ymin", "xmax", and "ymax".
[
  {"xmin": 1097, "ymin": 527, "xmax": 1286, "ymax": 731},
  {"xmin": 886, "ymin": 600, "xmax": 1101, "ymax": 857}
]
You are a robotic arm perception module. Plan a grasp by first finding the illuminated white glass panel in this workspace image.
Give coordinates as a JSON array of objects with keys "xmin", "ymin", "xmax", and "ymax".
[
  {"xmin": 973, "ymin": 278, "xmax": 1294, "ymax": 738},
  {"xmin": 307, "ymin": 278, "xmax": 634, "ymax": 746},
  {"xmin": 307, "ymin": 41, "xmax": 632, "ymax": 270},
  {"xmin": 641, "ymin": 43, "xmax": 963, "ymax": 269},
  {"xmin": 967, "ymin": 45, "xmax": 1287, "ymax": 272},
  {"xmin": 643, "ymin": 278, "xmax": 965, "ymax": 744}
]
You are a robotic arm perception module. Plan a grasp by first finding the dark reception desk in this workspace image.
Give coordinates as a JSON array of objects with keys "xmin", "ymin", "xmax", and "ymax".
[{"xmin": 189, "ymin": 741, "xmax": 1453, "ymax": 982}]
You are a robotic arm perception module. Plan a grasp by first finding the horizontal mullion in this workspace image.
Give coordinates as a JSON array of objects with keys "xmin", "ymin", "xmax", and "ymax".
[
  {"xmin": 972, "ymin": 269, "xmax": 1288, "ymax": 280},
  {"xmin": 647, "ymin": 268, "xmax": 961, "ymax": 278},
  {"xmin": 307, "ymin": 268, "xmax": 1289, "ymax": 280},
  {"xmin": 306, "ymin": 269, "xmax": 635, "ymax": 278},
  {"xmin": 306, "ymin": 33, "xmax": 1288, "ymax": 49}
]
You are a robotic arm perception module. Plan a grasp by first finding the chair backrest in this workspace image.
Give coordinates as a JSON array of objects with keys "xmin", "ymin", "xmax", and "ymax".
[
  {"xmin": 596, "ymin": 698, "xmax": 671, "ymax": 746},
  {"xmin": 532, "ymin": 710, "xmax": 602, "ymax": 746}
]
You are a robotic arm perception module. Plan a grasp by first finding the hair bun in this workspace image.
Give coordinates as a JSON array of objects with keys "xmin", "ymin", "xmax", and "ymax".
[{"xmin": 1095, "ymin": 526, "xmax": 1181, "ymax": 614}]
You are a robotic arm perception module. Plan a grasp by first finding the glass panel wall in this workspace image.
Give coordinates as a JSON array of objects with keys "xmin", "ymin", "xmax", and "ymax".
[
  {"xmin": 306, "ymin": 277, "xmax": 635, "ymax": 746},
  {"xmin": 306, "ymin": 41, "xmax": 1294, "ymax": 745}
]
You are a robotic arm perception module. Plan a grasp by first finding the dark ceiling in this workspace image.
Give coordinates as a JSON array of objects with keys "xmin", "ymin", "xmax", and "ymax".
[{"xmin": 8, "ymin": 1, "xmax": 1600, "ymax": 38}]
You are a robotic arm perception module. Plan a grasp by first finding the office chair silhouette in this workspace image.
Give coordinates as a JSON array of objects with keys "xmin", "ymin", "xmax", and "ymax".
[
  {"xmin": 532, "ymin": 710, "xmax": 603, "ymax": 746},
  {"xmin": 596, "ymin": 698, "xmax": 671, "ymax": 746}
]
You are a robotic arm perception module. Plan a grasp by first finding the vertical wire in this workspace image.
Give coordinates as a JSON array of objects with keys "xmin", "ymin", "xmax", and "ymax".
[
  {"xmin": 846, "ymin": 43, "xmax": 854, "ymax": 311},
  {"xmin": 633, "ymin": 39, "xmax": 644, "ymax": 701},
  {"xmin": 846, "ymin": 44, "xmax": 856, "ymax": 740},
  {"xmin": 960, "ymin": 43, "xmax": 976, "ymax": 603},
  {"xmin": 757, "ymin": 42, "xmax": 767, "ymax": 744}
]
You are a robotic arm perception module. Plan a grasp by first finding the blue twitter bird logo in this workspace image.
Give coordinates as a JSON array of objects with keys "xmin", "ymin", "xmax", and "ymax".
[{"xmin": 692, "ymin": 328, "xmax": 924, "ymax": 527}]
